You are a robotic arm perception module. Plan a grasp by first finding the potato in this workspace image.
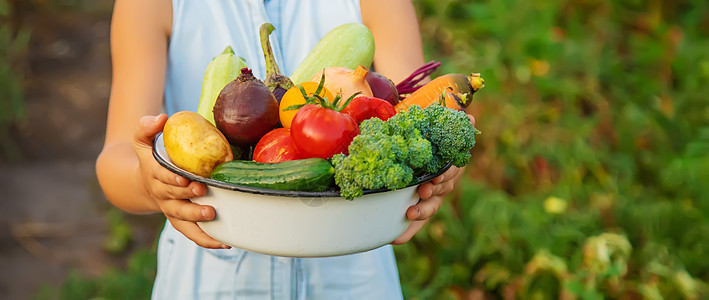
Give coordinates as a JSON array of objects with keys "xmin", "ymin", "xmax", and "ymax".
[{"xmin": 163, "ymin": 111, "xmax": 233, "ymax": 177}]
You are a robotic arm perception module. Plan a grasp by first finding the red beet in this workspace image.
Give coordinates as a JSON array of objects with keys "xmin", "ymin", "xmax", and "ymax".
[
  {"xmin": 214, "ymin": 68, "xmax": 279, "ymax": 147},
  {"xmin": 365, "ymin": 71, "xmax": 400, "ymax": 106}
]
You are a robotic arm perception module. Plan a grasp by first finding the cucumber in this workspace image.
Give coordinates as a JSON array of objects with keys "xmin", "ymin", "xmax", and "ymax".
[
  {"xmin": 289, "ymin": 23, "xmax": 375, "ymax": 84},
  {"xmin": 210, "ymin": 158, "xmax": 335, "ymax": 192},
  {"xmin": 197, "ymin": 46, "xmax": 248, "ymax": 125}
]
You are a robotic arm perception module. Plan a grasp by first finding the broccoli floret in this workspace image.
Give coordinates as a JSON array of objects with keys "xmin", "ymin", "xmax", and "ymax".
[
  {"xmin": 331, "ymin": 153, "xmax": 346, "ymax": 167},
  {"xmin": 388, "ymin": 135, "xmax": 407, "ymax": 163},
  {"xmin": 332, "ymin": 116, "xmax": 432, "ymax": 200},
  {"xmin": 421, "ymin": 145, "xmax": 445, "ymax": 174},
  {"xmin": 346, "ymin": 135, "xmax": 394, "ymax": 189},
  {"xmin": 423, "ymin": 103, "xmax": 477, "ymax": 170},
  {"xmin": 331, "ymin": 154, "xmax": 363, "ymax": 199},
  {"xmin": 385, "ymin": 164, "xmax": 414, "ymax": 190},
  {"xmin": 386, "ymin": 106, "xmax": 434, "ymax": 169},
  {"xmin": 407, "ymin": 136, "xmax": 433, "ymax": 169},
  {"xmin": 333, "ymin": 133, "xmax": 400, "ymax": 199},
  {"xmin": 388, "ymin": 105, "xmax": 429, "ymax": 139},
  {"xmin": 358, "ymin": 117, "xmax": 390, "ymax": 136}
]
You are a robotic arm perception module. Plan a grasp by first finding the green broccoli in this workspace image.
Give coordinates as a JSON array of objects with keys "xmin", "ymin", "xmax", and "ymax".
[
  {"xmin": 387, "ymin": 106, "xmax": 433, "ymax": 169},
  {"xmin": 388, "ymin": 105, "xmax": 429, "ymax": 139},
  {"xmin": 332, "ymin": 118, "xmax": 428, "ymax": 200},
  {"xmin": 332, "ymin": 104, "xmax": 478, "ymax": 200},
  {"xmin": 358, "ymin": 116, "xmax": 390, "ymax": 136},
  {"xmin": 394, "ymin": 103, "xmax": 478, "ymax": 173},
  {"xmin": 422, "ymin": 103, "xmax": 478, "ymax": 172}
]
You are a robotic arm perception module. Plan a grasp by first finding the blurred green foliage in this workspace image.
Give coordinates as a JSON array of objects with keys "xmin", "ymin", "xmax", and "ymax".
[
  {"xmin": 32, "ymin": 209, "xmax": 154, "ymax": 300},
  {"xmin": 0, "ymin": 0, "xmax": 111, "ymax": 162},
  {"xmin": 102, "ymin": 208, "xmax": 135, "ymax": 255},
  {"xmin": 396, "ymin": 0, "xmax": 709, "ymax": 298},
  {"xmin": 0, "ymin": 0, "xmax": 29, "ymax": 161},
  {"xmin": 33, "ymin": 247, "xmax": 157, "ymax": 300},
  {"xmin": 32, "ymin": 0, "xmax": 709, "ymax": 298}
]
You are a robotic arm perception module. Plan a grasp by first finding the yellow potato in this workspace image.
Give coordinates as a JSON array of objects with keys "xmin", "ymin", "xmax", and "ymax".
[{"xmin": 163, "ymin": 111, "xmax": 233, "ymax": 177}]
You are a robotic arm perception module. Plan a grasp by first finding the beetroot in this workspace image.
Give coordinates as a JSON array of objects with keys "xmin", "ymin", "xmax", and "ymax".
[
  {"xmin": 365, "ymin": 71, "xmax": 400, "ymax": 106},
  {"xmin": 214, "ymin": 68, "xmax": 279, "ymax": 146}
]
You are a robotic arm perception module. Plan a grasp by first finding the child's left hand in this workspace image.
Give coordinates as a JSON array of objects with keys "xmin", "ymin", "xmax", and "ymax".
[
  {"xmin": 392, "ymin": 114, "xmax": 475, "ymax": 245},
  {"xmin": 391, "ymin": 166, "xmax": 466, "ymax": 244}
]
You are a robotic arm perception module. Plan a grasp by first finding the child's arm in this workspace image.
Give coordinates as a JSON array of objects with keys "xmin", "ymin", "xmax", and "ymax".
[
  {"xmin": 362, "ymin": 0, "xmax": 472, "ymax": 244},
  {"xmin": 96, "ymin": 0, "xmax": 227, "ymax": 249},
  {"xmin": 361, "ymin": 0, "xmax": 427, "ymax": 84}
]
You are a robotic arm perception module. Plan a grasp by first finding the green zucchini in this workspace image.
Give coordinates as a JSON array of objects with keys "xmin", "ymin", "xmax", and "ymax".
[
  {"xmin": 210, "ymin": 158, "xmax": 335, "ymax": 192},
  {"xmin": 197, "ymin": 46, "xmax": 248, "ymax": 125},
  {"xmin": 289, "ymin": 23, "xmax": 375, "ymax": 84}
]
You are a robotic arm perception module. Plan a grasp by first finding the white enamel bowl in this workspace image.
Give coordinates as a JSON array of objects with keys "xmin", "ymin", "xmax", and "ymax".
[{"xmin": 153, "ymin": 133, "xmax": 449, "ymax": 257}]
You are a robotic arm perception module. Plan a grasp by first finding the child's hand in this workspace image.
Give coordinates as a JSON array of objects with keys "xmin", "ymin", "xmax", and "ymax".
[
  {"xmin": 133, "ymin": 114, "xmax": 231, "ymax": 249},
  {"xmin": 391, "ymin": 166, "xmax": 466, "ymax": 245},
  {"xmin": 392, "ymin": 113, "xmax": 476, "ymax": 245}
]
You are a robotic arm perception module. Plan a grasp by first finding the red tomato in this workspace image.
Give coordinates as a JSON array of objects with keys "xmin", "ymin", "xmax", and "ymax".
[
  {"xmin": 291, "ymin": 104, "xmax": 359, "ymax": 159},
  {"xmin": 340, "ymin": 96, "xmax": 397, "ymax": 123},
  {"xmin": 253, "ymin": 128, "xmax": 301, "ymax": 163}
]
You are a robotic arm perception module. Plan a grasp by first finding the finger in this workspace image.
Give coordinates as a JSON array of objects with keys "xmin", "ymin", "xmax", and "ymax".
[
  {"xmin": 417, "ymin": 182, "xmax": 434, "ymax": 199},
  {"xmin": 431, "ymin": 174, "xmax": 445, "ymax": 185},
  {"xmin": 134, "ymin": 114, "xmax": 168, "ymax": 147},
  {"xmin": 425, "ymin": 167, "xmax": 461, "ymax": 195},
  {"xmin": 428, "ymin": 167, "xmax": 464, "ymax": 199},
  {"xmin": 152, "ymin": 165, "xmax": 191, "ymax": 187},
  {"xmin": 467, "ymin": 114, "xmax": 476, "ymax": 126},
  {"xmin": 160, "ymin": 199, "xmax": 216, "ymax": 222},
  {"xmin": 432, "ymin": 166, "xmax": 459, "ymax": 184},
  {"xmin": 426, "ymin": 178, "xmax": 456, "ymax": 201},
  {"xmin": 147, "ymin": 174, "xmax": 206, "ymax": 200},
  {"xmin": 441, "ymin": 166, "xmax": 464, "ymax": 183},
  {"xmin": 169, "ymin": 217, "xmax": 229, "ymax": 249},
  {"xmin": 409, "ymin": 195, "xmax": 444, "ymax": 221},
  {"xmin": 406, "ymin": 202, "xmax": 421, "ymax": 220},
  {"xmin": 391, "ymin": 220, "xmax": 427, "ymax": 245},
  {"xmin": 188, "ymin": 181, "xmax": 208, "ymax": 197},
  {"xmin": 160, "ymin": 183, "xmax": 206, "ymax": 201}
]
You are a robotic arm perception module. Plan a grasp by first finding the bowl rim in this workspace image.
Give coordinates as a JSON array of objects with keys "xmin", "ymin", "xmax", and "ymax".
[{"xmin": 153, "ymin": 132, "xmax": 452, "ymax": 198}]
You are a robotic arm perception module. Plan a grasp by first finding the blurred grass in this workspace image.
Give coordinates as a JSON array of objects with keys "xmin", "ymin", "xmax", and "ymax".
[
  {"xmin": 29, "ymin": 0, "xmax": 709, "ymax": 299},
  {"xmin": 396, "ymin": 0, "xmax": 709, "ymax": 298}
]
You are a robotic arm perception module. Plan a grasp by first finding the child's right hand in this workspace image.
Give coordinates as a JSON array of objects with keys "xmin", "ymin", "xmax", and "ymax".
[{"xmin": 133, "ymin": 114, "xmax": 231, "ymax": 249}]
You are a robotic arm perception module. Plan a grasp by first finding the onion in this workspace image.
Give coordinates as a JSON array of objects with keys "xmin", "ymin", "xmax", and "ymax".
[
  {"xmin": 310, "ymin": 65, "xmax": 373, "ymax": 100},
  {"xmin": 365, "ymin": 71, "xmax": 400, "ymax": 105}
]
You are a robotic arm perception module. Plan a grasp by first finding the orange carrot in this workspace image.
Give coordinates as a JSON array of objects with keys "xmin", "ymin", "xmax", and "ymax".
[{"xmin": 395, "ymin": 73, "xmax": 484, "ymax": 112}]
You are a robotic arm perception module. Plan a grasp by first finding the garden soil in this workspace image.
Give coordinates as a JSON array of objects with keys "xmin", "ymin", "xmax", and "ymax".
[{"xmin": 0, "ymin": 11, "xmax": 163, "ymax": 300}]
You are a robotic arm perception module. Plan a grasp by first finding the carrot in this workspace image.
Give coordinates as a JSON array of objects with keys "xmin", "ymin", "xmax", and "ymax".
[{"xmin": 395, "ymin": 73, "xmax": 484, "ymax": 112}]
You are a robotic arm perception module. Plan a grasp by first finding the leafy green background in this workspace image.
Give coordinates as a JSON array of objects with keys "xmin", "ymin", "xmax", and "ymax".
[
  {"xmin": 17, "ymin": 0, "xmax": 709, "ymax": 299},
  {"xmin": 396, "ymin": 0, "xmax": 709, "ymax": 298}
]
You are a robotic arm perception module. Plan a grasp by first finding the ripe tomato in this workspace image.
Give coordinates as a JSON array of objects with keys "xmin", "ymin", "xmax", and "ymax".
[
  {"xmin": 340, "ymin": 96, "xmax": 396, "ymax": 123},
  {"xmin": 253, "ymin": 128, "xmax": 301, "ymax": 163},
  {"xmin": 290, "ymin": 104, "xmax": 359, "ymax": 159},
  {"xmin": 279, "ymin": 82, "xmax": 334, "ymax": 128}
]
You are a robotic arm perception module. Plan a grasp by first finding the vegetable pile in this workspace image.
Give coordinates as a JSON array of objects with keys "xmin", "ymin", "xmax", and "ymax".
[{"xmin": 162, "ymin": 22, "xmax": 485, "ymax": 199}]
